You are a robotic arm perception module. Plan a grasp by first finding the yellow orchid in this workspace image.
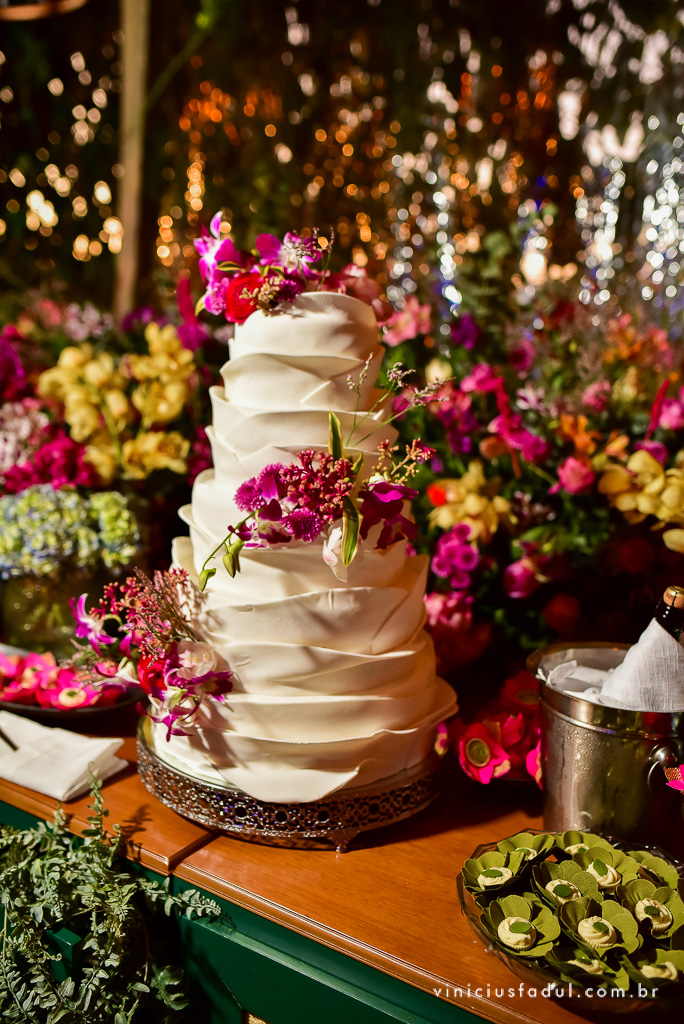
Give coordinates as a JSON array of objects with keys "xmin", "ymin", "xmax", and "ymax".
[
  {"xmin": 131, "ymin": 379, "xmax": 190, "ymax": 427},
  {"xmin": 428, "ymin": 460, "xmax": 511, "ymax": 544},
  {"xmin": 599, "ymin": 450, "xmax": 684, "ymax": 531},
  {"xmin": 85, "ymin": 434, "xmax": 119, "ymax": 485},
  {"xmin": 126, "ymin": 324, "xmax": 195, "ymax": 383},
  {"xmin": 63, "ymin": 389, "xmax": 101, "ymax": 443},
  {"xmin": 121, "ymin": 431, "xmax": 190, "ymax": 480}
]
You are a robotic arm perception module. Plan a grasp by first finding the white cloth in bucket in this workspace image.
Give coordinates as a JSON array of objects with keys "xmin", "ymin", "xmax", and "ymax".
[{"xmin": 599, "ymin": 619, "xmax": 684, "ymax": 712}]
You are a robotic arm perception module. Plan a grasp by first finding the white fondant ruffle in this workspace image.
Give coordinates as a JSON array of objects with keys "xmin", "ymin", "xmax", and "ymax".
[
  {"xmin": 229, "ymin": 291, "xmax": 379, "ymax": 361},
  {"xmin": 148, "ymin": 677, "xmax": 455, "ymax": 803},
  {"xmin": 220, "ymin": 351, "xmax": 384, "ymax": 412}
]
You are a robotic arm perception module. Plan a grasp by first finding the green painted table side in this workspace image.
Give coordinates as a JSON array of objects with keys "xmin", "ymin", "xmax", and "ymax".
[{"xmin": 172, "ymin": 878, "xmax": 481, "ymax": 1024}]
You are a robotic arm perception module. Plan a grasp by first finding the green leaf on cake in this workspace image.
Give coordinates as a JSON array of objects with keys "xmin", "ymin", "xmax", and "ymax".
[
  {"xmin": 560, "ymin": 897, "xmax": 641, "ymax": 958},
  {"xmin": 460, "ymin": 849, "xmax": 527, "ymax": 898},
  {"xmin": 341, "ymin": 496, "xmax": 360, "ymax": 566},
  {"xmin": 622, "ymin": 948, "xmax": 684, "ymax": 990},
  {"xmin": 329, "ymin": 411, "xmax": 344, "ymax": 460},
  {"xmin": 481, "ymin": 892, "xmax": 560, "ymax": 958}
]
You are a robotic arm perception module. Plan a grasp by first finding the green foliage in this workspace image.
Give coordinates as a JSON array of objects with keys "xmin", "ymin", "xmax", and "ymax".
[{"xmin": 0, "ymin": 776, "xmax": 221, "ymax": 1023}]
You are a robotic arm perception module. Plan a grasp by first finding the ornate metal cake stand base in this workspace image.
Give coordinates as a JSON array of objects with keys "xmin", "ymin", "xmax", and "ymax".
[{"xmin": 137, "ymin": 722, "xmax": 446, "ymax": 852}]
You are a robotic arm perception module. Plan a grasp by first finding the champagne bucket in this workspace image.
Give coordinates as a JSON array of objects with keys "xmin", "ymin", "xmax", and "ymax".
[{"xmin": 527, "ymin": 643, "xmax": 684, "ymax": 853}]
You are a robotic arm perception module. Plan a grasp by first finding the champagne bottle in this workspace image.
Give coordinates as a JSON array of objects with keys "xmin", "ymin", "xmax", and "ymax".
[{"xmin": 654, "ymin": 585, "xmax": 684, "ymax": 641}]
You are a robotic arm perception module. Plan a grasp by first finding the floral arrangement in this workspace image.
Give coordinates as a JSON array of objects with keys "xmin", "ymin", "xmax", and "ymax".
[
  {"xmin": 70, "ymin": 568, "xmax": 232, "ymax": 736},
  {"xmin": 0, "ymin": 649, "xmax": 123, "ymax": 709},
  {"xmin": 36, "ymin": 321, "xmax": 199, "ymax": 486},
  {"xmin": 0, "ymin": 485, "xmax": 141, "ymax": 579},
  {"xmin": 0, "ymin": 291, "xmax": 225, "ymax": 499},
  {"xmin": 459, "ymin": 829, "xmax": 684, "ymax": 1000},
  {"xmin": 195, "ymin": 214, "xmax": 390, "ymax": 323},
  {"xmin": 380, "ymin": 288, "xmax": 684, "ymax": 715}
]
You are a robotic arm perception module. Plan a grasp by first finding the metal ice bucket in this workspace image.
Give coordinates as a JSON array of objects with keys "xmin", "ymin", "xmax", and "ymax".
[{"xmin": 527, "ymin": 642, "xmax": 684, "ymax": 853}]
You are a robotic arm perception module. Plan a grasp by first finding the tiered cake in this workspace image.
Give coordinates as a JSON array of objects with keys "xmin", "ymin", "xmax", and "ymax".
[{"xmin": 148, "ymin": 290, "xmax": 456, "ymax": 803}]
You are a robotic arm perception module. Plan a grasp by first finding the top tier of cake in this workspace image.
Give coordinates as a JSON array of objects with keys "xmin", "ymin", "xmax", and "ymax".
[{"xmin": 157, "ymin": 290, "xmax": 456, "ymax": 803}]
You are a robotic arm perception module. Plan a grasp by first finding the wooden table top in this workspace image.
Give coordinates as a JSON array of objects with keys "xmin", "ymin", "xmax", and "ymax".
[{"xmin": 0, "ymin": 714, "xmax": 669, "ymax": 1024}]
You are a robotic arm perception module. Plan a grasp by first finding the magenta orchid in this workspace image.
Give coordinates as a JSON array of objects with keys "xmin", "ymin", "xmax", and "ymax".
[{"xmin": 70, "ymin": 593, "xmax": 117, "ymax": 655}]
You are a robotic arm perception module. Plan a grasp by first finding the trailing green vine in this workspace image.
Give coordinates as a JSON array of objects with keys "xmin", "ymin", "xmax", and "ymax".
[{"xmin": 0, "ymin": 776, "xmax": 221, "ymax": 1023}]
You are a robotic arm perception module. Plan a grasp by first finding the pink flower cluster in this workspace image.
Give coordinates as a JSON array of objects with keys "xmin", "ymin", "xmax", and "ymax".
[
  {"xmin": 454, "ymin": 670, "xmax": 542, "ymax": 787},
  {"xmin": 234, "ymin": 451, "xmax": 357, "ymax": 546},
  {"xmin": 231, "ymin": 450, "xmax": 419, "ymax": 551},
  {"xmin": 430, "ymin": 523, "xmax": 479, "ymax": 589},
  {"xmin": 445, "ymin": 362, "xmax": 549, "ymax": 464},
  {"xmin": 0, "ymin": 650, "xmax": 123, "ymax": 709},
  {"xmin": 195, "ymin": 214, "xmax": 390, "ymax": 324}
]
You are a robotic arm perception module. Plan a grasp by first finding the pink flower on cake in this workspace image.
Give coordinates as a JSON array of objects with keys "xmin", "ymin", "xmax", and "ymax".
[{"xmin": 322, "ymin": 263, "xmax": 392, "ymax": 323}]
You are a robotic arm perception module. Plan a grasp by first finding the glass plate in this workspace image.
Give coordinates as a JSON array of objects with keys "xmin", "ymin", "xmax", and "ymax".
[{"xmin": 457, "ymin": 830, "xmax": 684, "ymax": 1014}]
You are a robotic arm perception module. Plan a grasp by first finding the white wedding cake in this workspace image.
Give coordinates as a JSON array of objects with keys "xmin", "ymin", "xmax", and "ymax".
[{"xmin": 148, "ymin": 290, "xmax": 456, "ymax": 802}]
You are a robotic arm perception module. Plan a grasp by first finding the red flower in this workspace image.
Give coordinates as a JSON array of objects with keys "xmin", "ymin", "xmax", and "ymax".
[
  {"xmin": 541, "ymin": 593, "xmax": 580, "ymax": 636},
  {"xmin": 224, "ymin": 271, "xmax": 262, "ymax": 324},
  {"xmin": 137, "ymin": 654, "xmax": 166, "ymax": 696}
]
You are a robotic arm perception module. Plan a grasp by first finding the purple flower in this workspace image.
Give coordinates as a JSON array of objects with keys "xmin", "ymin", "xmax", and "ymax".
[
  {"xmin": 176, "ymin": 276, "xmax": 210, "ymax": 351},
  {"xmin": 503, "ymin": 558, "xmax": 539, "ymax": 599},
  {"xmin": 359, "ymin": 479, "xmax": 418, "ymax": 549},
  {"xmin": 509, "ymin": 336, "xmax": 535, "ymax": 375},
  {"xmin": 195, "ymin": 212, "xmax": 243, "ymax": 281},
  {"xmin": 285, "ymin": 508, "xmax": 323, "ymax": 541},
  {"xmin": 254, "ymin": 231, "xmax": 321, "ymax": 275},
  {"xmin": 69, "ymin": 594, "xmax": 116, "ymax": 655},
  {"xmin": 450, "ymin": 312, "xmax": 479, "ymax": 350},
  {"xmin": 257, "ymin": 464, "xmax": 287, "ymax": 502}
]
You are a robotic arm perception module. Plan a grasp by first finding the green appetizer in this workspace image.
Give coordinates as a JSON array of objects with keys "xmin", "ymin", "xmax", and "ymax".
[
  {"xmin": 619, "ymin": 879, "xmax": 684, "ymax": 941},
  {"xmin": 479, "ymin": 893, "xmax": 560, "ymax": 958},
  {"xmin": 532, "ymin": 858, "xmax": 602, "ymax": 907},
  {"xmin": 458, "ymin": 829, "xmax": 684, "ymax": 1003},
  {"xmin": 559, "ymin": 897, "xmax": 640, "ymax": 957}
]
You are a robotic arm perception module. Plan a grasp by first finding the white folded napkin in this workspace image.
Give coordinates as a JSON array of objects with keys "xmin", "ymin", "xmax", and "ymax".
[
  {"xmin": 0, "ymin": 710, "xmax": 127, "ymax": 801},
  {"xmin": 599, "ymin": 620, "xmax": 684, "ymax": 712}
]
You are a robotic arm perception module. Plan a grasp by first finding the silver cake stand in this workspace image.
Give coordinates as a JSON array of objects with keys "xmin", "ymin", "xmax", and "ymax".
[{"xmin": 137, "ymin": 719, "xmax": 446, "ymax": 852}]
